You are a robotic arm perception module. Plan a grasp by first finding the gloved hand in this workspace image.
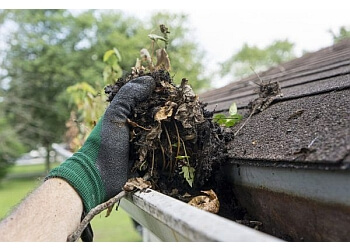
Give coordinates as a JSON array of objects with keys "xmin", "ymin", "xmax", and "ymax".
[{"xmin": 46, "ymin": 76, "xmax": 155, "ymax": 241}]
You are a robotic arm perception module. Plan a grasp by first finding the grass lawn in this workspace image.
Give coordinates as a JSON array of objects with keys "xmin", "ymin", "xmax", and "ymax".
[
  {"xmin": 0, "ymin": 164, "xmax": 142, "ymax": 242},
  {"xmin": 6, "ymin": 162, "xmax": 60, "ymax": 176}
]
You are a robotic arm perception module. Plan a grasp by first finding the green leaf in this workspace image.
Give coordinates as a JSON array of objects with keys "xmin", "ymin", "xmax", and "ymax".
[
  {"xmin": 229, "ymin": 102, "xmax": 238, "ymax": 115},
  {"xmin": 213, "ymin": 110, "xmax": 243, "ymax": 128},
  {"xmin": 176, "ymin": 155, "xmax": 190, "ymax": 160},
  {"xmin": 180, "ymin": 166, "xmax": 195, "ymax": 187},
  {"xmin": 213, "ymin": 114, "xmax": 226, "ymax": 125},
  {"xmin": 225, "ymin": 119, "xmax": 238, "ymax": 127},
  {"xmin": 113, "ymin": 47, "xmax": 122, "ymax": 62},
  {"xmin": 225, "ymin": 114, "xmax": 243, "ymax": 127},
  {"xmin": 112, "ymin": 63, "xmax": 122, "ymax": 78},
  {"xmin": 103, "ymin": 66, "xmax": 112, "ymax": 83},
  {"xmin": 103, "ymin": 50, "xmax": 115, "ymax": 62},
  {"xmin": 229, "ymin": 114, "xmax": 243, "ymax": 120},
  {"xmin": 148, "ymin": 34, "xmax": 167, "ymax": 42}
]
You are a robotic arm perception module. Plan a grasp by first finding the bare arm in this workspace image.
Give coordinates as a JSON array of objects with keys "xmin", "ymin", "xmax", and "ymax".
[{"xmin": 0, "ymin": 178, "xmax": 83, "ymax": 241}]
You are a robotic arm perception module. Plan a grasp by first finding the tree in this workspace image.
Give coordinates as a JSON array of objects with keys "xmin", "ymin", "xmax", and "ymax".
[
  {"xmin": 0, "ymin": 10, "xmax": 208, "ymax": 171},
  {"xmin": 0, "ymin": 100, "xmax": 25, "ymax": 180},
  {"xmin": 330, "ymin": 26, "xmax": 350, "ymax": 44},
  {"xmin": 220, "ymin": 39, "xmax": 296, "ymax": 80}
]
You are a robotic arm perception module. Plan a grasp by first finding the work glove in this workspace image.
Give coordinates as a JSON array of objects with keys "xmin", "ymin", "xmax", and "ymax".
[{"xmin": 46, "ymin": 76, "xmax": 155, "ymax": 241}]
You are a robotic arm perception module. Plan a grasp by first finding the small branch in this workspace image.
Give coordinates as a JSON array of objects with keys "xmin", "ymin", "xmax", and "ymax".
[
  {"xmin": 173, "ymin": 121, "xmax": 181, "ymax": 170},
  {"xmin": 159, "ymin": 142, "xmax": 166, "ymax": 169},
  {"xmin": 67, "ymin": 190, "xmax": 127, "ymax": 242},
  {"xmin": 250, "ymin": 66, "xmax": 263, "ymax": 86},
  {"xmin": 234, "ymin": 111, "xmax": 254, "ymax": 137},
  {"xmin": 127, "ymin": 118, "xmax": 151, "ymax": 131},
  {"xmin": 151, "ymin": 149, "xmax": 155, "ymax": 176},
  {"xmin": 163, "ymin": 123, "xmax": 173, "ymax": 171}
]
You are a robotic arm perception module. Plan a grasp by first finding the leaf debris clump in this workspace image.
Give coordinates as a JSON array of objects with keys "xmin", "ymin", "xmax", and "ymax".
[{"xmin": 105, "ymin": 70, "xmax": 229, "ymax": 200}]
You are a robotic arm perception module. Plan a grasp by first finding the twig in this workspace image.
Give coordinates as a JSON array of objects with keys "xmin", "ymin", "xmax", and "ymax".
[
  {"xmin": 127, "ymin": 118, "xmax": 151, "ymax": 131},
  {"xmin": 234, "ymin": 111, "xmax": 254, "ymax": 137},
  {"xmin": 308, "ymin": 136, "xmax": 318, "ymax": 148},
  {"xmin": 67, "ymin": 190, "xmax": 127, "ymax": 242},
  {"xmin": 180, "ymin": 138, "xmax": 191, "ymax": 169},
  {"xmin": 250, "ymin": 66, "xmax": 263, "ymax": 86},
  {"xmin": 159, "ymin": 142, "xmax": 166, "ymax": 169},
  {"xmin": 151, "ymin": 149, "xmax": 155, "ymax": 176},
  {"xmin": 173, "ymin": 121, "xmax": 181, "ymax": 170},
  {"xmin": 163, "ymin": 123, "xmax": 173, "ymax": 171}
]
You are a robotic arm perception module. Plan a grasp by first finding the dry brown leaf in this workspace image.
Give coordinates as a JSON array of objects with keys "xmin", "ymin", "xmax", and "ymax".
[
  {"xmin": 154, "ymin": 101, "xmax": 177, "ymax": 122},
  {"xmin": 160, "ymin": 80, "xmax": 176, "ymax": 90},
  {"xmin": 188, "ymin": 189, "xmax": 220, "ymax": 214},
  {"xmin": 140, "ymin": 48, "xmax": 152, "ymax": 63},
  {"xmin": 155, "ymin": 48, "xmax": 171, "ymax": 71},
  {"xmin": 175, "ymin": 102, "xmax": 204, "ymax": 129},
  {"xmin": 123, "ymin": 177, "xmax": 152, "ymax": 192},
  {"xmin": 146, "ymin": 123, "xmax": 162, "ymax": 141}
]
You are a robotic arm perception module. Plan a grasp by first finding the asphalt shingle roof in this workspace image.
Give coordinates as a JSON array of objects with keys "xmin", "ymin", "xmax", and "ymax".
[{"xmin": 200, "ymin": 38, "xmax": 350, "ymax": 169}]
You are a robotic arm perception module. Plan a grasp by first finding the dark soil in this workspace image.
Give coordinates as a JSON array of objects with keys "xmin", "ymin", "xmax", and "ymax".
[{"xmin": 105, "ymin": 70, "xmax": 249, "ymax": 222}]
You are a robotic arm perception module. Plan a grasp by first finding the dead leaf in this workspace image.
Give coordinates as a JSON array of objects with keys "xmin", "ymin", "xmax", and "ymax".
[
  {"xmin": 175, "ymin": 102, "xmax": 205, "ymax": 129},
  {"xmin": 154, "ymin": 101, "xmax": 177, "ymax": 122},
  {"xmin": 140, "ymin": 48, "xmax": 151, "ymax": 63},
  {"xmin": 160, "ymin": 80, "xmax": 176, "ymax": 90},
  {"xmin": 146, "ymin": 123, "xmax": 162, "ymax": 141},
  {"xmin": 123, "ymin": 177, "xmax": 152, "ymax": 192},
  {"xmin": 181, "ymin": 81, "xmax": 196, "ymax": 102},
  {"xmin": 155, "ymin": 48, "xmax": 171, "ymax": 71},
  {"xmin": 188, "ymin": 189, "xmax": 220, "ymax": 214}
]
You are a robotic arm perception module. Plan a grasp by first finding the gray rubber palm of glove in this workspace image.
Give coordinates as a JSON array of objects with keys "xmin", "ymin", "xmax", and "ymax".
[{"xmin": 97, "ymin": 76, "xmax": 155, "ymax": 199}]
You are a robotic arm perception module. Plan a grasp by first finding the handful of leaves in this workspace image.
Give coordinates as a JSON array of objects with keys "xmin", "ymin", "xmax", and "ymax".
[
  {"xmin": 106, "ymin": 69, "xmax": 227, "ymax": 194},
  {"xmin": 104, "ymin": 25, "xmax": 233, "ymax": 214}
]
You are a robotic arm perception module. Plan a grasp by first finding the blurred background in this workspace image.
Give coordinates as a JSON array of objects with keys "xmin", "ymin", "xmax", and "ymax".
[{"xmin": 0, "ymin": 2, "xmax": 349, "ymax": 242}]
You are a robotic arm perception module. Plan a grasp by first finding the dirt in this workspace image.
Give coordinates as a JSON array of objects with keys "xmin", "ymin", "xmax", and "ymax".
[{"xmin": 105, "ymin": 69, "xmax": 250, "ymax": 223}]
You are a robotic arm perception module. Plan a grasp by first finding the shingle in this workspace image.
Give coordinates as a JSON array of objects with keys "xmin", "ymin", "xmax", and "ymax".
[
  {"xmin": 228, "ymin": 89, "xmax": 350, "ymax": 168},
  {"xmin": 200, "ymin": 38, "xmax": 350, "ymax": 168}
]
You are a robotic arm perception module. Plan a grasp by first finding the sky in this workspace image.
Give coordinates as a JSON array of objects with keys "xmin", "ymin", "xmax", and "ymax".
[{"xmin": 2, "ymin": 0, "xmax": 350, "ymax": 88}]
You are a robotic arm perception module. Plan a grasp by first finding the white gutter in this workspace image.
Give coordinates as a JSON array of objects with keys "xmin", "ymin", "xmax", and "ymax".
[{"xmin": 120, "ymin": 189, "xmax": 282, "ymax": 242}]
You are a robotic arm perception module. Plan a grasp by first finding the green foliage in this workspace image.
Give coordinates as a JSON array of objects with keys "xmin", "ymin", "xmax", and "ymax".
[
  {"xmin": 180, "ymin": 166, "xmax": 195, "ymax": 187},
  {"xmin": 66, "ymin": 82, "xmax": 107, "ymax": 126},
  {"xmin": 213, "ymin": 102, "xmax": 243, "ymax": 127},
  {"xmin": 0, "ymin": 103, "xmax": 26, "ymax": 180},
  {"xmin": 330, "ymin": 26, "xmax": 350, "ymax": 44},
  {"xmin": 177, "ymin": 139, "xmax": 195, "ymax": 187},
  {"xmin": 65, "ymin": 48, "xmax": 121, "ymax": 149},
  {"xmin": 103, "ymin": 48, "xmax": 123, "ymax": 85},
  {"xmin": 148, "ymin": 34, "xmax": 167, "ymax": 42},
  {"xmin": 220, "ymin": 39, "xmax": 296, "ymax": 80},
  {"xmin": 0, "ymin": 10, "xmax": 208, "ymax": 167}
]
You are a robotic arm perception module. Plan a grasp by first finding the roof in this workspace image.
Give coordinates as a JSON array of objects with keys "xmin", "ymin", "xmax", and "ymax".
[{"xmin": 200, "ymin": 38, "xmax": 350, "ymax": 170}]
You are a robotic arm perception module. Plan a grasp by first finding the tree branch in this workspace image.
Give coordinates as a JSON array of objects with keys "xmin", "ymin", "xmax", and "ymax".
[{"xmin": 67, "ymin": 190, "xmax": 127, "ymax": 242}]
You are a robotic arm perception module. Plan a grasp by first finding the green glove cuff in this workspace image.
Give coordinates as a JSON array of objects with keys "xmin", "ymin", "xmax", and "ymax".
[{"xmin": 46, "ymin": 119, "xmax": 107, "ymax": 212}]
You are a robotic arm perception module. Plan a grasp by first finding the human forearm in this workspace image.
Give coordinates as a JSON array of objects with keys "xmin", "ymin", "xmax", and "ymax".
[{"xmin": 0, "ymin": 178, "xmax": 83, "ymax": 241}]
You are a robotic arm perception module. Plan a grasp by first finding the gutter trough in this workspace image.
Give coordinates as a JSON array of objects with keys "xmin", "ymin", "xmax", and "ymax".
[
  {"xmin": 120, "ymin": 188, "xmax": 282, "ymax": 242},
  {"xmin": 225, "ymin": 162, "xmax": 350, "ymax": 241}
]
